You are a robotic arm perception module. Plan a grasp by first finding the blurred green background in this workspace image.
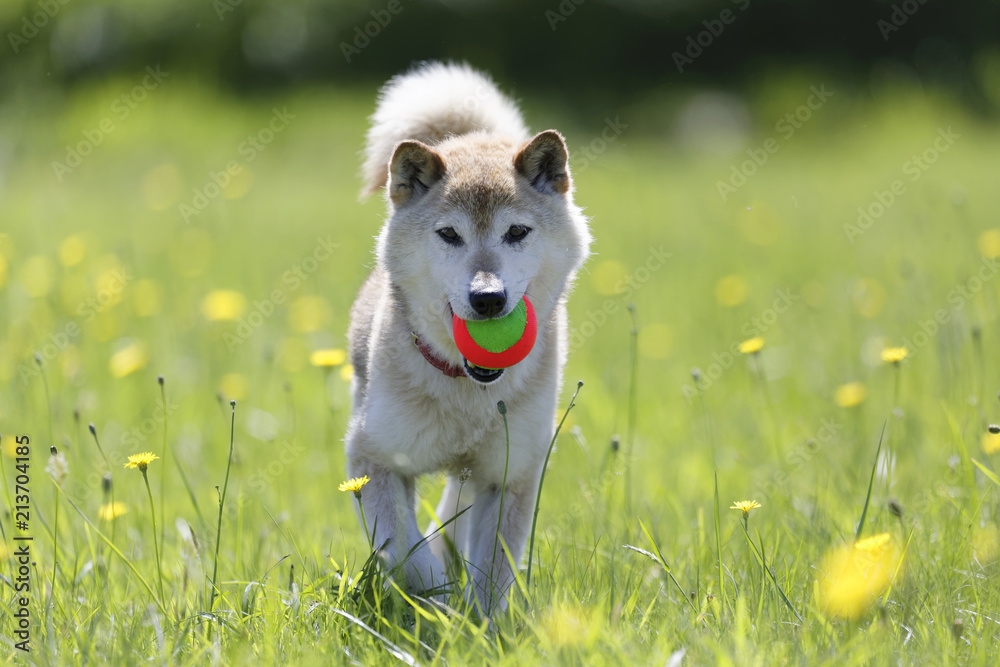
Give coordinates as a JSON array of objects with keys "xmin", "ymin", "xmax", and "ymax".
[{"xmin": 2, "ymin": 1, "xmax": 1000, "ymax": 662}]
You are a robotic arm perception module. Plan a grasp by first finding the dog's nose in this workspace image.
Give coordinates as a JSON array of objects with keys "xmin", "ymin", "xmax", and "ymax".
[{"xmin": 469, "ymin": 290, "xmax": 507, "ymax": 318}]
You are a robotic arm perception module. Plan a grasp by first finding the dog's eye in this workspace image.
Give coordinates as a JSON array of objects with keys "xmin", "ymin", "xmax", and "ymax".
[
  {"xmin": 436, "ymin": 227, "xmax": 462, "ymax": 245},
  {"xmin": 504, "ymin": 225, "xmax": 531, "ymax": 243}
]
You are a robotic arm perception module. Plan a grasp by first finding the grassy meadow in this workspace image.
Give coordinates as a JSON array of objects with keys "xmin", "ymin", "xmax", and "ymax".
[{"xmin": 2, "ymin": 72, "xmax": 1000, "ymax": 664}]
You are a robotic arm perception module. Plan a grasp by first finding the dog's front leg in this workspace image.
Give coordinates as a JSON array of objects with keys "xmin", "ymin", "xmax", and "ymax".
[
  {"xmin": 347, "ymin": 456, "xmax": 446, "ymax": 594},
  {"xmin": 466, "ymin": 479, "xmax": 537, "ymax": 616}
]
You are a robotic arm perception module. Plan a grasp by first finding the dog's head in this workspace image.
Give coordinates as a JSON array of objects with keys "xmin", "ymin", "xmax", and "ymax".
[{"xmin": 376, "ymin": 130, "xmax": 591, "ymax": 384}]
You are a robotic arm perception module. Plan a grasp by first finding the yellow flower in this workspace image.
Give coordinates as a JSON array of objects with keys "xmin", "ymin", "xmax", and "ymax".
[
  {"xmin": 978, "ymin": 228, "xmax": 1000, "ymax": 259},
  {"xmin": 855, "ymin": 532, "xmax": 891, "ymax": 555},
  {"xmin": 98, "ymin": 502, "xmax": 128, "ymax": 521},
  {"xmin": 982, "ymin": 432, "xmax": 1000, "ymax": 455},
  {"xmin": 730, "ymin": 499, "xmax": 762, "ymax": 518},
  {"xmin": 109, "ymin": 341, "xmax": 148, "ymax": 378},
  {"xmin": 219, "ymin": 372, "xmax": 248, "ymax": 401},
  {"xmin": 834, "ymin": 381, "xmax": 866, "ymax": 408},
  {"xmin": 715, "ymin": 275, "xmax": 748, "ymax": 307},
  {"xmin": 310, "ymin": 348, "xmax": 347, "ymax": 368},
  {"xmin": 124, "ymin": 452, "xmax": 160, "ymax": 472},
  {"xmin": 58, "ymin": 235, "xmax": 86, "ymax": 267},
  {"xmin": 881, "ymin": 346, "xmax": 908, "ymax": 364},
  {"xmin": 818, "ymin": 537, "xmax": 900, "ymax": 619},
  {"xmin": 339, "ymin": 475, "xmax": 370, "ymax": 498},
  {"xmin": 201, "ymin": 289, "xmax": 246, "ymax": 321},
  {"xmin": 738, "ymin": 337, "xmax": 764, "ymax": 355},
  {"xmin": 543, "ymin": 603, "xmax": 599, "ymax": 648},
  {"xmin": 340, "ymin": 363, "xmax": 355, "ymax": 382}
]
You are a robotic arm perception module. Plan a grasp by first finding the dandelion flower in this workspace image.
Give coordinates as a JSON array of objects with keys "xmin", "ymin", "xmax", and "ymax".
[
  {"xmin": 738, "ymin": 337, "xmax": 764, "ymax": 355},
  {"xmin": 98, "ymin": 502, "xmax": 128, "ymax": 521},
  {"xmin": 339, "ymin": 363, "xmax": 355, "ymax": 382},
  {"xmin": 715, "ymin": 275, "xmax": 748, "ymax": 307},
  {"xmin": 880, "ymin": 347, "xmax": 908, "ymax": 364},
  {"xmin": 58, "ymin": 235, "xmax": 86, "ymax": 267},
  {"xmin": 109, "ymin": 341, "xmax": 148, "ymax": 378},
  {"xmin": 818, "ymin": 536, "xmax": 900, "ymax": 619},
  {"xmin": 982, "ymin": 431, "xmax": 1000, "ymax": 455},
  {"xmin": 339, "ymin": 475, "xmax": 370, "ymax": 498},
  {"xmin": 124, "ymin": 452, "xmax": 160, "ymax": 472},
  {"xmin": 855, "ymin": 532, "xmax": 891, "ymax": 555},
  {"xmin": 201, "ymin": 289, "xmax": 246, "ymax": 321},
  {"xmin": 543, "ymin": 603, "xmax": 599, "ymax": 648},
  {"xmin": 219, "ymin": 372, "xmax": 248, "ymax": 401},
  {"xmin": 310, "ymin": 348, "xmax": 347, "ymax": 368},
  {"xmin": 834, "ymin": 381, "xmax": 866, "ymax": 408},
  {"xmin": 978, "ymin": 228, "xmax": 1000, "ymax": 259},
  {"xmin": 730, "ymin": 499, "xmax": 762, "ymax": 518}
]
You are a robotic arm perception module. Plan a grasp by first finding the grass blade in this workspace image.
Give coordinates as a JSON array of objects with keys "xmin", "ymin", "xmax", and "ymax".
[
  {"xmin": 714, "ymin": 471, "xmax": 724, "ymax": 612},
  {"xmin": 856, "ymin": 420, "xmax": 886, "ymax": 541},
  {"xmin": 971, "ymin": 458, "xmax": 1000, "ymax": 488},
  {"xmin": 526, "ymin": 380, "xmax": 583, "ymax": 587}
]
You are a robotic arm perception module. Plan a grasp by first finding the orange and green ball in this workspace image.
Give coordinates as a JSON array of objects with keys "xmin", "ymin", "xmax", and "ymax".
[{"xmin": 453, "ymin": 296, "xmax": 537, "ymax": 369}]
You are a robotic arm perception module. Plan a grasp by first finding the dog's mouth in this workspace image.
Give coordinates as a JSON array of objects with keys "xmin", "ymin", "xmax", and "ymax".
[{"xmin": 463, "ymin": 361, "xmax": 504, "ymax": 384}]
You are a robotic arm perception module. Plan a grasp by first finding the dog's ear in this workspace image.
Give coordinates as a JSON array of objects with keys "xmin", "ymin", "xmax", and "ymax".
[
  {"xmin": 388, "ymin": 141, "xmax": 446, "ymax": 205},
  {"xmin": 514, "ymin": 130, "xmax": 570, "ymax": 195}
]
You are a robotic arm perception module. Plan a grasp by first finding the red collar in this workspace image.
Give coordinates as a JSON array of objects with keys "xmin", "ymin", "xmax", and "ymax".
[{"xmin": 412, "ymin": 334, "xmax": 466, "ymax": 378}]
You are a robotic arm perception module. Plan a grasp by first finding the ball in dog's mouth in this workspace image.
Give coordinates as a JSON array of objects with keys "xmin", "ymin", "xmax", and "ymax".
[{"xmin": 463, "ymin": 360, "xmax": 504, "ymax": 384}]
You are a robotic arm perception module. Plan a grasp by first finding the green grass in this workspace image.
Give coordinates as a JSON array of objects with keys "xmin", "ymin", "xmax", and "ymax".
[{"xmin": 2, "ymin": 72, "xmax": 1000, "ymax": 664}]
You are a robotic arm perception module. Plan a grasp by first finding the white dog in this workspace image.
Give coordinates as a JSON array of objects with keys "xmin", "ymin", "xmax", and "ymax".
[{"xmin": 345, "ymin": 62, "xmax": 591, "ymax": 614}]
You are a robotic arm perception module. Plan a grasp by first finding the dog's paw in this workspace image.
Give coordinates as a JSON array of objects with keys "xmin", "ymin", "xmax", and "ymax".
[{"xmin": 401, "ymin": 547, "xmax": 447, "ymax": 596}]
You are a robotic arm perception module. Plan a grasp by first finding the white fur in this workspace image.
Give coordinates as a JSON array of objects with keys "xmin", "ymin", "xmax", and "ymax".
[
  {"xmin": 361, "ymin": 62, "xmax": 530, "ymax": 196},
  {"xmin": 346, "ymin": 62, "xmax": 591, "ymax": 615}
]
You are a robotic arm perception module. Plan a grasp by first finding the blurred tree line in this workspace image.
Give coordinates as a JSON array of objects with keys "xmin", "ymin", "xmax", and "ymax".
[{"xmin": 2, "ymin": 0, "xmax": 999, "ymax": 112}]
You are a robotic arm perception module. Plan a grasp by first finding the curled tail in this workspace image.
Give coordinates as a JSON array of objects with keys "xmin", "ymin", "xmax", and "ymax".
[{"xmin": 360, "ymin": 61, "xmax": 529, "ymax": 197}]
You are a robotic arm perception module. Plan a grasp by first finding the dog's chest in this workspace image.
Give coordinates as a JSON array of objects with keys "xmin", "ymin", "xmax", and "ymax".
[{"xmin": 363, "ymin": 382, "xmax": 509, "ymax": 474}]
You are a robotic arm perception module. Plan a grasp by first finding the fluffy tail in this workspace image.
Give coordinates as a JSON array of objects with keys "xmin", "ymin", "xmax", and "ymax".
[{"xmin": 361, "ymin": 62, "xmax": 529, "ymax": 197}]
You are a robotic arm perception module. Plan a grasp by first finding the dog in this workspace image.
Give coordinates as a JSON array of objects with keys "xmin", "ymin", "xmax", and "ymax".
[{"xmin": 345, "ymin": 62, "xmax": 591, "ymax": 614}]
